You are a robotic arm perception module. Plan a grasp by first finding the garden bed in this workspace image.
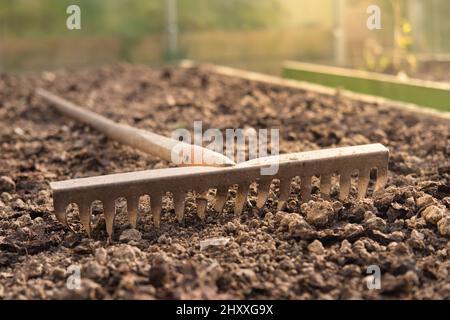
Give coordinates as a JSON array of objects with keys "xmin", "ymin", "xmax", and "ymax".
[
  {"xmin": 283, "ymin": 61, "xmax": 450, "ymax": 112},
  {"xmin": 0, "ymin": 64, "xmax": 449, "ymax": 299}
]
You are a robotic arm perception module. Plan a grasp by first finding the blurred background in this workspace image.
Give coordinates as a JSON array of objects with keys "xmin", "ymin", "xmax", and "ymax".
[{"xmin": 1, "ymin": 0, "xmax": 449, "ymax": 78}]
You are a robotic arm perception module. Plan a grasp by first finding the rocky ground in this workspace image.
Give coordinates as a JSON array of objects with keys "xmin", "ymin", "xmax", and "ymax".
[{"xmin": 0, "ymin": 64, "xmax": 449, "ymax": 299}]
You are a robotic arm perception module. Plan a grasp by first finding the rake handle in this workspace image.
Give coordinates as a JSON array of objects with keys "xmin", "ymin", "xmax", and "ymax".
[{"xmin": 36, "ymin": 88, "xmax": 235, "ymax": 167}]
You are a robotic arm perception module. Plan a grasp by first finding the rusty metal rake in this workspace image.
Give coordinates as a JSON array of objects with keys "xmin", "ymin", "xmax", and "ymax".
[{"xmin": 37, "ymin": 89, "xmax": 389, "ymax": 238}]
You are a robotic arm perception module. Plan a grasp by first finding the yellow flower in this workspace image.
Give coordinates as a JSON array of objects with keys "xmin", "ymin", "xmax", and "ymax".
[{"xmin": 402, "ymin": 22, "xmax": 412, "ymax": 34}]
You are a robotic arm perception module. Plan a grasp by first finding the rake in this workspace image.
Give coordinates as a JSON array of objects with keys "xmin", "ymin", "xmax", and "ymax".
[{"xmin": 36, "ymin": 89, "xmax": 389, "ymax": 238}]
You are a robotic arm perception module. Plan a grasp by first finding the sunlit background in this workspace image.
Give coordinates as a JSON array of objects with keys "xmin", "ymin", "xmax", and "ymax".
[{"xmin": 1, "ymin": 0, "xmax": 449, "ymax": 78}]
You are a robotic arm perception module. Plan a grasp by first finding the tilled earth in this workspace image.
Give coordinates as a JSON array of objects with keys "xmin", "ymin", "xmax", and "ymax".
[{"xmin": 0, "ymin": 64, "xmax": 449, "ymax": 299}]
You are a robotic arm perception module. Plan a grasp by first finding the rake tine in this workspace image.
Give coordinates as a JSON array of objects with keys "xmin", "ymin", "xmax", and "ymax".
[
  {"xmin": 173, "ymin": 192, "xmax": 186, "ymax": 223},
  {"xmin": 234, "ymin": 183, "xmax": 250, "ymax": 215},
  {"xmin": 151, "ymin": 194, "xmax": 162, "ymax": 228},
  {"xmin": 126, "ymin": 196, "xmax": 139, "ymax": 228},
  {"xmin": 78, "ymin": 201, "xmax": 92, "ymax": 237},
  {"xmin": 320, "ymin": 174, "xmax": 332, "ymax": 199},
  {"xmin": 300, "ymin": 175, "xmax": 312, "ymax": 202},
  {"xmin": 374, "ymin": 166, "xmax": 388, "ymax": 195},
  {"xmin": 103, "ymin": 201, "xmax": 116, "ymax": 239},
  {"xmin": 214, "ymin": 186, "xmax": 229, "ymax": 213},
  {"xmin": 196, "ymin": 191, "xmax": 208, "ymax": 220},
  {"xmin": 339, "ymin": 170, "xmax": 352, "ymax": 200},
  {"xmin": 54, "ymin": 199, "xmax": 68, "ymax": 226},
  {"xmin": 256, "ymin": 178, "xmax": 271, "ymax": 209},
  {"xmin": 357, "ymin": 167, "xmax": 371, "ymax": 199},
  {"xmin": 277, "ymin": 179, "xmax": 291, "ymax": 211}
]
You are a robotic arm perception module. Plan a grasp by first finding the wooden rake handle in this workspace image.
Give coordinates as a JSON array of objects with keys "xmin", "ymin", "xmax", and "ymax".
[{"xmin": 36, "ymin": 89, "xmax": 235, "ymax": 167}]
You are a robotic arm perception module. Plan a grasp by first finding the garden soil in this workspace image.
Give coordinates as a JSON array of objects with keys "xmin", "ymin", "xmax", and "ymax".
[{"xmin": 0, "ymin": 65, "xmax": 449, "ymax": 299}]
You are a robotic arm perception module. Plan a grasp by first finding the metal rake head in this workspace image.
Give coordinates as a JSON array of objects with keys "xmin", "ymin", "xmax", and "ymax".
[{"xmin": 51, "ymin": 144, "xmax": 389, "ymax": 238}]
